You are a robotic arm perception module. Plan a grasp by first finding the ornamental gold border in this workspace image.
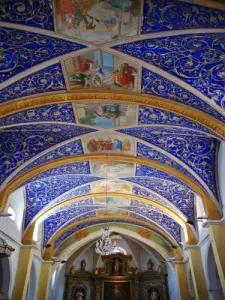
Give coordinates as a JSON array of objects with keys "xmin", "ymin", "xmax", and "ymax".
[
  {"xmin": 23, "ymin": 192, "xmax": 197, "ymax": 245},
  {"xmin": 43, "ymin": 216, "xmax": 180, "ymax": 260},
  {"xmin": 0, "ymin": 154, "xmax": 221, "ymax": 220},
  {"xmin": 0, "ymin": 92, "xmax": 225, "ymax": 139}
]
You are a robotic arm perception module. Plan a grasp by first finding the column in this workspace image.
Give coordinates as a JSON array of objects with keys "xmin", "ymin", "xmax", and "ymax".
[
  {"xmin": 188, "ymin": 247, "xmax": 209, "ymax": 300},
  {"xmin": 36, "ymin": 262, "xmax": 53, "ymax": 300},
  {"xmin": 208, "ymin": 223, "xmax": 225, "ymax": 296},
  {"xmin": 12, "ymin": 246, "xmax": 34, "ymax": 300},
  {"xmin": 174, "ymin": 262, "xmax": 190, "ymax": 300}
]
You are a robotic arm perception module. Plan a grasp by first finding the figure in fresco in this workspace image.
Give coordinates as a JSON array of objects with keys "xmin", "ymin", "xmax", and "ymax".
[
  {"xmin": 57, "ymin": 0, "xmax": 138, "ymax": 42},
  {"xmin": 87, "ymin": 136, "xmax": 131, "ymax": 152}
]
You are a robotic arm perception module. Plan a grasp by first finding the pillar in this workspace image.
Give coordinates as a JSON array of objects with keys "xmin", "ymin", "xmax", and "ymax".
[
  {"xmin": 208, "ymin": 223, "xmax": 225, "ymax": 296},
  {"xmin": 36, "ymin": 262, "xmax": 53, "ymax": 300},
  {"xmin": 12, "ymin": 246, "xmax": 34, "ymax": 300},
  {"xmin": 188, "ymin": 247, "xmax": 209, "ymax": 300},
  {"xmin": 174, "ymin": 262, "xmax": 190, "ymax": 300}
]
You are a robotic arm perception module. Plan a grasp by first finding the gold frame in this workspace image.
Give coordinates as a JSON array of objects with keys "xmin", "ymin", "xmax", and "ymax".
[{"xmin": 102, "ymin": 279, "xmax": 133, "ymax": 300}]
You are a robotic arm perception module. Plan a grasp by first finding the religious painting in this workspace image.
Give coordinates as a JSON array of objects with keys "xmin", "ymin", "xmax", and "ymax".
[
  {"xmin": 75, "ymin": 103, "xmax": 137, "ymax": 129},
  {"xmin": 94, "ymin": 197, "xmax": 130, "ymax": 216},
  {"xmin": 104, "ymin": 282, "xmax": 131, "ymax": 300},
  {"xmin": 91, "ymin": 180, "xmax": 132, "ymax": 193},
  {"xmin": 54, "ymin": 0, "xmax": 142, "ymax": 43},
  {"xmin": 64, "ymin": 51, "xmax": 138, "ymax": 91},
  {"xmin": 94, "ymin": 197, "xmax": 130, "ymax": 206},
  {"xmin": 83, "ymin": 133, "xmax": 134, "ymax": 154},
  {"xmin": 90, "ymin": 161, "xmax": 135, "ymax": 178}
]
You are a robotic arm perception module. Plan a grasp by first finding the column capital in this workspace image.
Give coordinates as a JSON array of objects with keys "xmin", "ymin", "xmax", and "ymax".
[{"xmin": 203, "ymin": 217, "xmax": 225, "ymax": 228}]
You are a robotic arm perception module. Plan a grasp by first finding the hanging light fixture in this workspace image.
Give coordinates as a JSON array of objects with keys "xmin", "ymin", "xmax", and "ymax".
[{"xmin": 95, "ymin": 228, "xmax": 116, "ymax": 255}]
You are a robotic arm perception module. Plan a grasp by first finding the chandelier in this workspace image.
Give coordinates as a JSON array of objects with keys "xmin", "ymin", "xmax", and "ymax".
[{"xmin": 95, "ymin": 228, "xmax": 116, "ymax": 255}]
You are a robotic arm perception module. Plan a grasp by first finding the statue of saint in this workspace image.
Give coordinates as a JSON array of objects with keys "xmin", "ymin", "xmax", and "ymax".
[
  {"xmin": 113, "ymin": 258, "xmax": 122, "ymax": 276},
  {"xmin": 75, "ymin": 290, "xmax": 84, "ymax": 300},
  {"xmin": 81, "ymin": 259, "xmax": 86, "ymax": 271},
  {"xmin": 150, "ymin": 288, "xmax": 159, "ymax": 300},
  {"xmin": 69, "ymin": 266, "xmax": 75, "ymax": 275},
  {"xmin": 157, "ymin": 264, "xmax": 163, "ymax": 274},
  {"xmin": 148, "ymin": 259, "xmax": 154, "ymax": 270}
]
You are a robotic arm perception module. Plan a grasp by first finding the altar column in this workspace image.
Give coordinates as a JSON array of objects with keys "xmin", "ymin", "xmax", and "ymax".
[
  {"xmin": 36, "ymin": 262, "xmax": 53, "ymax": 300},
  {"xmin": 11, "ymin": 246, "xmax": 35, "ymax": 300},
  {"xmin": 174, "ymin": 262, "xmax": 190, "ymax": 300}
]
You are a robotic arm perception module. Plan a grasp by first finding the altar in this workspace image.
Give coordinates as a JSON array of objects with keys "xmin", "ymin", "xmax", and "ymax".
[{"xmin": 63, "ymin": 254, "xmax": 169, "ymax": 300}]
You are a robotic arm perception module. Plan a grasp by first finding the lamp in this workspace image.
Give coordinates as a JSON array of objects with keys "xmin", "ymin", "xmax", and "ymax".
[
  {"xmin": 95, "ymin": 228, "xmax": 116, "ymax": 255},
  {"xmin": 0, "ymin": 238, "xmax": 15, "ymax": 258}
]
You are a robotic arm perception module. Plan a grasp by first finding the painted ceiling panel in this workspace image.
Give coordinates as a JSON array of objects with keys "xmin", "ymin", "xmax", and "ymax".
[
  {"xmin": 45, "ymin": 185, "xmax": 92, "ymax": 210},
  {"xmin": 54, "ymin": 219, "xmax": 175, "ymax": 249},
  {"xmin": 141, "ymin": 68, "xmax": 225, "ymax": 123},
  {"xmin": 44, "ymin": 202, "xmax": 99, "ymax": 244},
  {"xmin": 136, "ymin": 164, "xmax": 194, "ymax": 188},
  {"xmin": 136, "ymin": 142, "xmax": 204, "ymax": 190},
  {"xmin": 132, "ymin": 185, "xmax": 179, "ymax": 213},
  {"xmin": 0, "ymin": 64, "xmax": 66, "ymax": 103},
  {"xmin": 128, "ymin": 177, "xmax": 195, "ymax": 220},
  {"xmin": 120, "ymin": 127, "xmax": 218, "ymax": 197},
  {"xmin": 142, "ymin": 0, "xmax": 225, "ymax": 33},
  {"xmin": 0, "ymin": 27, "xmax": 86, "ymax": 83},
  {"xmin": 13, "ymin": 139, "xmax": 84, "ymax": 181},
  {"xmin": 0, "ymin": 103, "xmax": 75, "ymax": 126},
  {"xmin": 0, "ymin": 125, "xmax": 95, "ymax": 184},
  {"xmin": 0, "ymin": 0, "xmax": 53, "ymax": 30},
  {"xmin": 25, "ymin": 175, "xmax": 102, "ymax": 228},
  {"xmin": 44, "ymin": 203, "xmax": 181, "ymax": 245},
  {"xmin": 23, "ymin": 162, "xmax": 91, "ymax": 185},
  {"xmin": 129, "ymin": 211, "xmax": 181, "ymax": 243},
  {"xmin": 138, "ymin": 106, "xmax": 217, "ymax": 137},
  {"xmin": 114, "ymin": 34, "xmax": 225, "ymax": 109}
]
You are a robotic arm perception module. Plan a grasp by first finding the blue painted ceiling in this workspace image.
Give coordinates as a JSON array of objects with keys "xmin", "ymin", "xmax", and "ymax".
[{"xmin": 0, "ymin": 0, "xmax": 224, "ymax": 252}]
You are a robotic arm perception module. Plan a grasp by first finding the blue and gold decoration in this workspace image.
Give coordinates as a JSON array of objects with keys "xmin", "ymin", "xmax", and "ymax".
[
  {"xmin": 142, "ymin": 0, "xmax": 225, "ymax": 33},
  {"xmin": 0, "ymin": 64, "xmax": 66, "ymax": 103},
  {"xmin": 114, "ymin": 34, "xmax": 225, "ymax": 109},
  {"xmin": 0, "ymin": 27, "xmax": 86, "ymax": 83}
]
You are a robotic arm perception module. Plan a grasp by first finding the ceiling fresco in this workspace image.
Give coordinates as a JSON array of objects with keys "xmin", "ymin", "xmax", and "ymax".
[{"xmin": 0, "ymin": 0, "xmax": 224, "ymax": 257}]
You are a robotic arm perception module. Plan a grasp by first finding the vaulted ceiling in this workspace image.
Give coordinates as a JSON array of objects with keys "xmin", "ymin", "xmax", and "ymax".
[{"xmin": 0, "ymin": 0, "xmax": 225, "ymax": 260}]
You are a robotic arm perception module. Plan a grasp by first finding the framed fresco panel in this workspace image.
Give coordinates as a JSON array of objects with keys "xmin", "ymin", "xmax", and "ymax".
[
  {"xmin": 83, "ymin": 133, "xmax": 135, "ymax": 154},
  {"xmin": 90, "ymin": 161, "xmax": 135, "ymax": 178},
  {"xmin": 64, "ymin": 51, "xmax": 138, "ymax": 92},
  {"xmin": 91, "ymin": 180, "xmax": 132, "ymax": 193},
  {"xmin": 75, "ymin": 103, "xmax": 137, "ymax": 129},
  {"xmin": 53, "ymin": 0, "xmax": 143, "ymax": 44}
]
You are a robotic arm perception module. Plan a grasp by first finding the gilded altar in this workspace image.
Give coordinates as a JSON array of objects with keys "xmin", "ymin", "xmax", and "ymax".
[{"xmin": 64, "ymin": 254, "xmax": 169, "ymax": 300}]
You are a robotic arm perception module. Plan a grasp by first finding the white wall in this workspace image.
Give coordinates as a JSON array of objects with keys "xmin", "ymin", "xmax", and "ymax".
[
  {"xmin": 0, "ymin": 187, "xmax": 25, "ymax": 242},
  {"xmin": 218, "ymin": 141, "xmax": 225, "ymax": 216}
]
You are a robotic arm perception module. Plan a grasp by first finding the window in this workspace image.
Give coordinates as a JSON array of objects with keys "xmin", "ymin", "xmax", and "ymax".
[
  {"xmin": 7, "ymin": 207, "xmax": 16, "ymax": 221},
  {"xmin": 111, "ymin": 247, "xmax": 127, "ymax": 255}
]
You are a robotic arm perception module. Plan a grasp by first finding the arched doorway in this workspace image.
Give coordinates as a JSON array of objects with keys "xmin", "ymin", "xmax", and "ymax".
[
  {"xmin": 0, "ymin": 257, "xmax": 10, "ymax": 299},
  {"xmin": 207, "ymin": 245, "xmax": 224, "ymax": 300}
]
